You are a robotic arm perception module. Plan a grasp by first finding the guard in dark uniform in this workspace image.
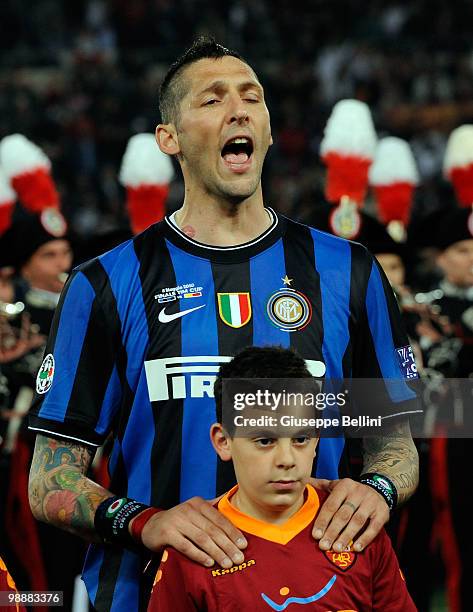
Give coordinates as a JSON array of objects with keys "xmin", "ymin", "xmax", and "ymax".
[
  {"xmin": 0, "ymin": 207, "xmax": 88, "ymax": 607},
  {"xmin": 411, "ymin": 206, "xmax": 473, "ymax": 612}
]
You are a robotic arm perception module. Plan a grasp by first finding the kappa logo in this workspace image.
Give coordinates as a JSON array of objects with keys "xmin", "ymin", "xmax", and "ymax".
[
  {"xmin": 144, "ymin": 356, "xmax": 326, "ymax": 401},
  {"xmin": 211, "ymin": 559, "xmax": 255, "ymax": 577},
  {"xmin": 36, "ymin": 353, "xmax": 55, "ymax": 394}
]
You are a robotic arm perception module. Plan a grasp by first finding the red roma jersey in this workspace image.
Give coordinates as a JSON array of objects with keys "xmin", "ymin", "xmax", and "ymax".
[
  {"xmin": 147, "ymin": 486, "xmax": 416, "ymax": 611},
  {"xmin": 0, "ymin": 556, "xmax": 26, "ymax": 612}
]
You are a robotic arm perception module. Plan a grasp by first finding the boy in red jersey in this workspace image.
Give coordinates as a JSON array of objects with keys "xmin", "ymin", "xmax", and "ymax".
[
  {"xmin": 0, "ymin": 556, "xmax": 26, "ymax": 612},
  {"xmin": 148, "ymin": 347, "xmax": 416, "ymax": 611}
]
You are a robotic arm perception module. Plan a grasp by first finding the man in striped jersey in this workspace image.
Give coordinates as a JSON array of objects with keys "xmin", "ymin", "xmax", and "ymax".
[{"xmin": 28, "ymin": 37, "xmax": 420, "ymax": 611}]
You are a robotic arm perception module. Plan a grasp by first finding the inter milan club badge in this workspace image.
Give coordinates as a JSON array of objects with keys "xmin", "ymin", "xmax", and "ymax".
[
  {"xmin": 36, "ymin": 353, "xmax": 55, "ymax": 394},
  {"xmin": 329, "ymin": 202, "xmax": 361, "ymax": 239},
  {"xmin": 217, "ymin": 293, "xmax": 252, "ymax": 328},
  {"xmin": 266, "ymin": 288, "xmax": 312, "ymax": 332}
]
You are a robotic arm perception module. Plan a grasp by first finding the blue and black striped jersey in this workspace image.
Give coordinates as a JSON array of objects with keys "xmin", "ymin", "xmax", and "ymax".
[{"xmin": 29, "ymin": 210, "xmax": 419, "ymax": 611}]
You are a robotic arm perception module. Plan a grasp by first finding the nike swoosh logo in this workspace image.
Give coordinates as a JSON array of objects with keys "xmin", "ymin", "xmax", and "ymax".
[{"xmin": 158, "ymin": 304, "xmax": 206, "ymax": 323}]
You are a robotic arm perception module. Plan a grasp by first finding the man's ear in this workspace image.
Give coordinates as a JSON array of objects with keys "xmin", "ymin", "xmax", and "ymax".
[
  {"xmin": 210, "ymin": 423, "xmax": 232, "ymax": 462},
  {"xmin": 156, "ymin": 123, "xmax": 180, "ymax": 156}
]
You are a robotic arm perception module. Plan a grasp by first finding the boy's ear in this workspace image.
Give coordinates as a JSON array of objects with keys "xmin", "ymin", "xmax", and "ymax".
[
  {"xmin": 210, "ymin": 423, "xmax": 232, "ymax": 462},
  {"xmin": 156, "ymin": 123, "xmax": 180, "ymax": 156}
]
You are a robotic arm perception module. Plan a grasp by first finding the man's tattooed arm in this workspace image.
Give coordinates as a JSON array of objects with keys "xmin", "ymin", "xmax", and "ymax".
[
  {"xmin": 28, "ymin": 434, "xmax": 113, "ymax": 541},
  {"xmin": 362, "ymin": 419, "xmax": 419, "ymax": 506}
]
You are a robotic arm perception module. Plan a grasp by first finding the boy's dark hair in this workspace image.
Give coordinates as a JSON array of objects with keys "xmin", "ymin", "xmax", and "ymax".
[
  {"xmin": 159, "ymin": 36, "xmax": 245, "ymax": 126},
  {"xmin": 214, "ymin": 346, "xmax": 313, "ymax": 425}
]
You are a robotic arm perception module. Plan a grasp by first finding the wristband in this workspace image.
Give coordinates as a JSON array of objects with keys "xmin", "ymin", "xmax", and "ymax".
[
  {"xmin": 94, "ymin": 496, "xmax": 150, "ymax": 548},
  {"xmin": 130, "ymin": 507, "xmax": 161, "ymax": 544},
  {"xmin": 359, "ymin": 473, "xmax": 398, "ymax": 511}
]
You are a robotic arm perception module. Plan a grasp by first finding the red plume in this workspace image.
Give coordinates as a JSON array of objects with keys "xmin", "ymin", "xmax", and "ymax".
[
  {"xmin": 320, "ymin": 100, "xmax": 377, "ymax": 206},
  {"xmin": 443, "ymin": 126, "xmax": 473, "ymax": 207},
  {"xmin": 0, "ymin": 135, "xmax": 59, "ymax": 212},
  {"xmin": 119, "ymin": 134, "xmax": 174, "ymax": 234}
]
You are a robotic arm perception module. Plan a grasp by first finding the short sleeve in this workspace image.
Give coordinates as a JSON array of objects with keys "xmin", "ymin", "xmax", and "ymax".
[
  {"xmin": 147, "ymin": 548, "xmax": 209, "ymax": 611},
  {"xmin": 351, "ymin": 253, "xmax": 421, "ymax": 421},
  {"xmin": 371, "ymin": 530, "xmax": 417, "ymax": 611},
  {"xmin": 28, "ymin": 268, "xmax": 123, "ymax": 447}
]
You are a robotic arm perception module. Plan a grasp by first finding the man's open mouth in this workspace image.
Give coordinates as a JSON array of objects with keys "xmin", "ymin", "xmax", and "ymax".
[{"xmin": 221, "ymin": 136, "xmax": 254, "ymax": 166}]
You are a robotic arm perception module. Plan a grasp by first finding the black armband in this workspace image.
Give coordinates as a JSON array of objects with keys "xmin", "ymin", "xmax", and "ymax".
[
  {"xmin": 94, "ymin": 496, "xmax": 150, "ymax": 548},
  {"xmin": 359, "ymin": 473, "xmax": 398, "ymax": 511}
]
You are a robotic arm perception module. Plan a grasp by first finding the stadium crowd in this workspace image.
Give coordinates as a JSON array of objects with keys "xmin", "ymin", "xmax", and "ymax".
[
  {"xmin": 1, "ymin": 2, "xmax": 473, "ymax": 611},
  {"xmin": 1, "ymin": 1, "xmax": 473, "ymax": 236}
]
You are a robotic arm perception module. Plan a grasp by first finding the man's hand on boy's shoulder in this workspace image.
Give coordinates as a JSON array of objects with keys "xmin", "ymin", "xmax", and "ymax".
[
  {"xmin": 140, "ymin": 496, "xmax": 247, "ymax": 569},
  {"xmin": 310, "ymin": 478, "xmax": 389, "ymax": 554}
]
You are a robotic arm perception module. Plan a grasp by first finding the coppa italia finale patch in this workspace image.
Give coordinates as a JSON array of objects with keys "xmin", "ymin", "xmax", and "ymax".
[{"xmin": 36, "ymin": 353, "xmax": 55, "ymax": 394}]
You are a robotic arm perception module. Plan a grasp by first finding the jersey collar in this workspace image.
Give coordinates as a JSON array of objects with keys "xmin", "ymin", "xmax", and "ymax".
[
  {"xmin": 217, "ymin": 484, "xmax": 320, "ymax": 545},
  {"xmin": 163, "ymin": 207, "xmax": 286, "ymax": 263}
]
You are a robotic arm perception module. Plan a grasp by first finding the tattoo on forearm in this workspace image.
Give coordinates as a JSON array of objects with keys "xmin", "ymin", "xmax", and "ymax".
[
  {"xmin": 363, "ymin": 420, "xmax": 419, "ymax": 505},
  {"xmin": 28, "ymin": 434, "xmax": 112, "ymax": 541}
]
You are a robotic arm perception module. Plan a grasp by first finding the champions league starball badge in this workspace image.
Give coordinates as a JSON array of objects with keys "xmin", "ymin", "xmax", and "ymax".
[{"xmin": 266, "ymin": 288, "xmax": 312, "ymax": 332}]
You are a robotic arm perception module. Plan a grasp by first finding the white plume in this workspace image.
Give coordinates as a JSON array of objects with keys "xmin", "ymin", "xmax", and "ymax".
[
  {"xmin": 0, "ymin": 167, "xmax": 16, "ymax": 204},
  {"xmin": 443, "ymin": 125, "xmax": 473, "ymax": 175},
  {"xmin": 320, "ymin": 99, "xmax": 377, "ymax": 159},
  {"xmin": 119, "ymin": 134, "xmax": 175, "ymax": 186},
  {"xmin": 369, "ymin": 137, "xmax": 419, "ymax": 185},
  {"xmin": 0, "ymin": 134, "xmax": 51, "ymax": 178}
]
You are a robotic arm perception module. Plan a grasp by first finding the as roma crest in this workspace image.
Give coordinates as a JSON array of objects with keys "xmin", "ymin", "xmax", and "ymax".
[
  {"xmin": 217, "ymin": 293, "xmax": 252, "ymax": 328},
  {"xmin": 324, "ymin": 549, "xmax": 357, "ymax": 572}
]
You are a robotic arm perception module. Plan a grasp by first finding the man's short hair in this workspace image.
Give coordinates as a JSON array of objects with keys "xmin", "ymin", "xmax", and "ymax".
[
  {"xmin": 214, "ymin": 346, "xmax": 313, "ymax": 425},
  {"xmin": 158, "ymin": 35, "xmax": 245, "ymax": 126}
]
